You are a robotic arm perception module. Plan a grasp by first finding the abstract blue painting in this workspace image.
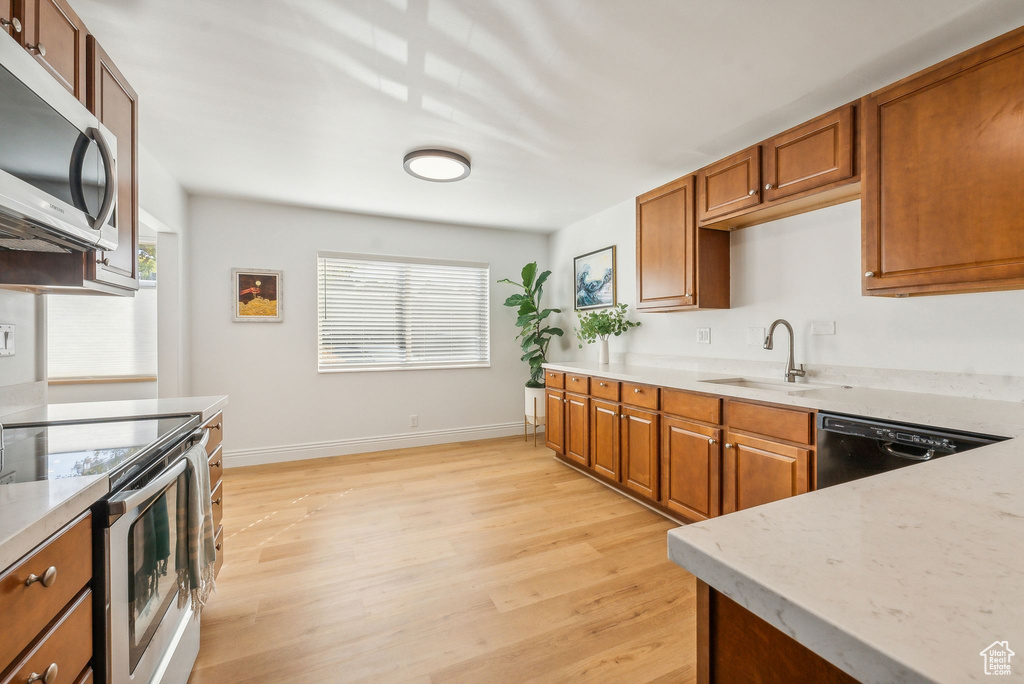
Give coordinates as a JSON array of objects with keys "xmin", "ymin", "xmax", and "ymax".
[{"xmin": 574, "ymin": 246, "xmax": 616, "ymax": 310}]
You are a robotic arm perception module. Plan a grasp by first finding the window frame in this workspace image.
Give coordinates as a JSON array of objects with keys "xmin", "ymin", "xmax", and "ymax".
[{"xmin": 316, "ymin": 250, "xmax": 492, "ymax": 374}]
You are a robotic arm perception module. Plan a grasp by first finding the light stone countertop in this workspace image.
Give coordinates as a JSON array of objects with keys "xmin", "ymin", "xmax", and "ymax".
[
  {"xmin": 544, "ymin": 360, "xmax": 1024, "ymax": 683},
  {"xmin": 0, "ymin": 395, "xmax": 228, "ymax": 571}
]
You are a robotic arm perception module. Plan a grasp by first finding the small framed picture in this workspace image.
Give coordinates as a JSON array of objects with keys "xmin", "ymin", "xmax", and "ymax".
[
  {"xmin": 233, "ymin": 268, "xmax": 283, "ymax": 322},
  {"xmin": 574, "ymin": 246, "xmax": 616, "ymax": 310}
]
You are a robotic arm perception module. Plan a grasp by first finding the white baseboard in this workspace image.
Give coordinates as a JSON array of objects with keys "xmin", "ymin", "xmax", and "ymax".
[{"xmin": 223, "ymin": 421, "xmax": 545, "ymax": 468}]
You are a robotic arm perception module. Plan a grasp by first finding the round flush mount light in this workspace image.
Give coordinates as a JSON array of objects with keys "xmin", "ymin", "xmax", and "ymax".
[{"xmin": 403, "ymin": 149, "xmax": 471, "ymax": 182}]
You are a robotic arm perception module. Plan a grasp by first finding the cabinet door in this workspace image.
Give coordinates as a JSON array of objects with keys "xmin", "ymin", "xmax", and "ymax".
[
  {"xmin": 662, "ymin": 417, "xmax": 721, "ymax": 521},
  {"xmin": 636, "ymin": 175, "xmax": 695, "ymax": 311},
  {"xmin": 697, "ymin": 145, "xmax": 761, "ymax": 223},
  {"xmin": 590, "ymin": 399, "xmax": 620, "ymax": 481},
  {"xmin": 862, "ymin": 31, "xmax": 1024, "ymax": 296},
  {"xmin": 20, "ymin": 0, "xmax": 88, "ymax": 103},
  {"xmin": 1, "ymin": 0, "xmax": 17, "ymax": 38},
  {"xmin": 722, "ymin": 433, "xmax": 809, "ymax": 514},
  {"xmin": 764, "ymin": 105, "xmax": 854, "ymax": 202},
  {"xmin": 620, "ymin": 407, "xmax": 659, "ymax": 500},
  {"xmin": 544, "ymin": 390, "xmax": 565, "ymax": 455},
  {"xmin": 86, "ymin": 37, "xmax": 139, "ymax": 290},
  {"xmin": 564, "ymin": 392, "xmax": 590, "ymax": 467}
]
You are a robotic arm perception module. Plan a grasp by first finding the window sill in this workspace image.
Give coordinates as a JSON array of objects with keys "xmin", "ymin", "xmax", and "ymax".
[
  {"xmin": 317, "ymin": 363, "xmax": 490, "ymax": 374},
  {"xmin": 48, "ymin": 376, "xmax": 158, "ymax": 386}
]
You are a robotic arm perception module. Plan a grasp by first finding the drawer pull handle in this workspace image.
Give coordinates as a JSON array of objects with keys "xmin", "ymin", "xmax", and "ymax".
[
  {"xmin": 213, "ymin": 497, "xmax": 222, "ymax": 506},
  {"xmin": 599, "ymin": 382, "xmax": 607, "ymax": 387},
  {"xmin": 210, "ymin": 422, "xmax": 223, "ymax": 431},
  {"xmin": 633, "ymin": 388, "xmax": 641, "ymax": 394},
  {"xmin": 26, "ymin": 663, "xmax": 57, "ymax": 684},
  {"xmin": 0, "ymin": 17, "xmax": 21, "ymax": 33},
  {"xmin": 97, "ymin": 256, "xmax": 110, "ymax": 266},
  {"xmin": 25, "ymin": 566, "xmax": 57, "ymax": 588},
  {"xmin": 26, "ymin": 43, "xmax": 46, "ymax": 57},
  {"xmin": 212, "ymin": 461, "xmax": 222, "ymax": 468},
  {"xmin": 215, "ymin": 542, "xmax": 222, "ymax": 551}
]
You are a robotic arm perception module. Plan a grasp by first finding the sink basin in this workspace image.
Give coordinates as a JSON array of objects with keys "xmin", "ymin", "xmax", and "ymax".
[{"xmin": 700, "ymin": 377, "xmax": 829, "ymax": 393}]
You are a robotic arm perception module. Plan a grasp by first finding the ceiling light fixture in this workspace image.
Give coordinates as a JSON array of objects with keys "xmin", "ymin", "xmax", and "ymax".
[{"xmin": 403, "ymin": 149, "xmax": 471, "ymax": 182}]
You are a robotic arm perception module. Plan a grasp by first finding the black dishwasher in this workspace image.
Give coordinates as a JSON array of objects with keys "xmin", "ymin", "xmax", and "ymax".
[{"xmin": 816, "ymin": 412, "xmax": 1005, "ymax": 488}]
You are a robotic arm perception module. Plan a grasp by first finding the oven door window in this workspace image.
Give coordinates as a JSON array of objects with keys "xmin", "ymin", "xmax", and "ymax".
[{"xmin": 127, "ymin": 471, "xmax": 186, "ymax": 673}]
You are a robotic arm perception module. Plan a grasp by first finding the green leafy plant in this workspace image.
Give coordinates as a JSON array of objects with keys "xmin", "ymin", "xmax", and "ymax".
[
  {"xmin": 575, "ymin": 303, "xmax": 640, "ymax": 347},
  {"xmin": 498, "ymin": 262, "xmax": 563, "ymax": 388}
]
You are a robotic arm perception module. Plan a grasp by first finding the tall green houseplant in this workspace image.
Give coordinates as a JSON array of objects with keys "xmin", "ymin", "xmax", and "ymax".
[{"xmin": 499, "ymin": 262, "xmax": 563, "ymax": 388}]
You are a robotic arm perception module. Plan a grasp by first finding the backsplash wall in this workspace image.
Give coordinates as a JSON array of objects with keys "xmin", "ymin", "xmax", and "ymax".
[{"xmin": 548, "ymin": 199, "xmax": 1024, "ymax": 380}]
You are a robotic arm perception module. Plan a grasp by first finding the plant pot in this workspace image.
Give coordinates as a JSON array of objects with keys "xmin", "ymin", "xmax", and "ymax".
[
  {"xmin": 525, "ymin": 386, "xmax": 546, "ymax": 424},
  {"xmin": 597, "ymin": 338, "xmax": 610, "ymax": 365}
]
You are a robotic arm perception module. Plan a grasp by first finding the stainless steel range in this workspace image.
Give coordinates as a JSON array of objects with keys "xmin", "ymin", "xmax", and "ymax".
[{"xmin": 0, "ymin": 416, "xmax": 208, "ymax": 684}]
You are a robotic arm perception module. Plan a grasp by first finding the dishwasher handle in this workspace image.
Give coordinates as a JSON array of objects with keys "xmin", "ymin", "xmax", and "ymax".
[{"xmin": 881, "ymin": 442, "xmax": 936, "ymax": 462}]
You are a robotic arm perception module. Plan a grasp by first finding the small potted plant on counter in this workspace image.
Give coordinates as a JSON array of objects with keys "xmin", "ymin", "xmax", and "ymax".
[
  {"xmin": 498, "ymin": 262, "xmax": 563, "ymax": 425},
  {"xmin": 575, "ymin": 303, "xmax": 640, "ymax": 365}
]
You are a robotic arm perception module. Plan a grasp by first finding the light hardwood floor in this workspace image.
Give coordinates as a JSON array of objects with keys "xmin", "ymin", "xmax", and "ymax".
[{"xmin": 188, "ymin": 436, "xmax": 697, "ymax": 684}]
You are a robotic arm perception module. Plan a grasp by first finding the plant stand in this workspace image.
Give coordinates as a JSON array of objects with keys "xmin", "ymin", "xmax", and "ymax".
[{"xmin": 524, "ymin": 396, "xmax": 545, "ymax": 447}]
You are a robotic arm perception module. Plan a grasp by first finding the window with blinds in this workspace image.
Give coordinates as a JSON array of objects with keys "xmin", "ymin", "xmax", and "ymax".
[{"xmin": 317, "ymin": 252, "xmax": 490, "ymax": 372}]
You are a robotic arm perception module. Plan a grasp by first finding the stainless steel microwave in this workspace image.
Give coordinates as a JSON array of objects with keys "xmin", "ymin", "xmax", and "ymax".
[{"xmin": 0, "ymin": 32, "xmax": 117, "ymax": 253}]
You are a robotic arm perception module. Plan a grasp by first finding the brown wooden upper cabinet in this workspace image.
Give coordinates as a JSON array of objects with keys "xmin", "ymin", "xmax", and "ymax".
[
  {"xmin": 697, "ymin": 145, "xmax": 762, "ymax": 223},
  {"xmin": 764, "ymin": 105, "xmax": 855, "ymax": 203},
  {"xmin": 86, "ymin": 36, "xmax": 139, "ymax": 291},
  {"xmin": 19, "ymin": 0, "xmax": 88, "ymax": 103},
  {"xmin": 862, "ymin": 26, "xmax": 1024, "ymax": 297},
  {"xmin": 1, "ymin": 0, "xmax": 18, "ymax": 37},
  {"xmin": 636, "ymin": 175, "xmax": 730, "ymax": 312}
]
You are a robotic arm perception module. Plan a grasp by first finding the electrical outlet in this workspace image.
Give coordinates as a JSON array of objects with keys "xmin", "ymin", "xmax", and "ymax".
[
  {"xmin": 409, "ymin": 415, "xmax": 418, "ymax": 427},
  {"xmin": 0, "ymin": 324, "xmax": 13, "ymax": 357},
  {"xmin": 812, "ymin": 321, "xmax": 836, "ymax": 336},
  {"xmin": 696, "ymin": 327, "xmax": 711, "ymax": 344},
  {"xmin": 747, "ymin": 327, "xmax": 765, "ymax": 346}
]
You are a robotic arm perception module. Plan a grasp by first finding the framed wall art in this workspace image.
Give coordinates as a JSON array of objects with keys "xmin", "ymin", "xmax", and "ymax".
[
  {"xmin": 573, "ymin": 246, "xmax": 616, "ymax": 310},
  {"xmin": 233, "ymin": 268, "xmax": 283, "ymax": 322}
]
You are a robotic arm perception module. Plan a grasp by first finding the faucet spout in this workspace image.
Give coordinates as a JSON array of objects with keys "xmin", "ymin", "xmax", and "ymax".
[{"xmin": 764, "ymin": 319, "xmax": 805, "ymax": 383}]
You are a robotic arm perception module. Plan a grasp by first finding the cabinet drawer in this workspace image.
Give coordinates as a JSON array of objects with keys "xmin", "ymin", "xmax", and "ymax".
[
  {"xmin": 544, "ymin": 370, "xmax": 565, "ymax": 389},
  {"xmin": 208, "ymin": 446, "xmax": 223, "ymax": 492},
  {"xmin": 74, "ymin": 667, "xmax": 93, "ymax": 684},
  {"xmin": 204, "ymin": 412, "xmax": 224, "ymax": 456},
  {"xmin": 214, "ymin": 526, "xmax": 224, "ymax": 579},
  {"xmin": 2, "ymin": 589, "xmax": 92, "ymax": 684},
  {"xmin": 212, "ymin": 481, "xmax": 224, "ymax": 531},
  {"xmin": 727, "ymin": 401, "xmax": 813, "ymax": 444},
  {"xmin": 565, "ymin": 373, "xmax": 589, "ymax": 393},
  {"xmin": 0, "ymin": 512, "xmax": 92, "ymax": 668},
  {"xmin": 622, "ymin": 382, "xmax": 659, "ymax": 410},
  {"xmin": 662, "ymin": 389, "xmax": 721, "ymax": 424},
  {"xmin": 591, "ymin": 378, "xmax": 620, "ymax": 401}
]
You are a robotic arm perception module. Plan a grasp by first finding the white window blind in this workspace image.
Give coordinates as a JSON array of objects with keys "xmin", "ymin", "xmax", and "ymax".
[{"xmin": 317, "ymin": 252, "xmax": 490, "ymax": 372}]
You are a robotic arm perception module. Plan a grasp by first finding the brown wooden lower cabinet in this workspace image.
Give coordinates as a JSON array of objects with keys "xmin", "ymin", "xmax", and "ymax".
[
  {"xmin": 661, "ymin": 416, "xmax": 721, "ymax": 521},
  {"xmin": 589, "ymin": 399, "xmax": 620, "ymax": 481},
  {"xmin": 621, "ymin": 407, "xmax": 660, "ymax": 500},
  {"xmin": 721, "ymin": 432, "xmax": 810, "ymax": 514},
  {"xmin": 544, "ymin": 389, "xmax": 565, "ymax": 455},
  {"xmin": 564, "ymin": 392, "xmax": 590, "ymax": 467},
  {"xmin": 2, "ymin": 588, "xmax": 92, "ymax": 684},
  {"xmin": 698, "ymin": 581, "xmax": 857, "ymax": 684}
]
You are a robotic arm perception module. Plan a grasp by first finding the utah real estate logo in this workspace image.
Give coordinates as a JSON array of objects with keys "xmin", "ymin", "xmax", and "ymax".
[{"xmin": 980, "ymin": 641, "xmax": 1015, "ymax": 676}]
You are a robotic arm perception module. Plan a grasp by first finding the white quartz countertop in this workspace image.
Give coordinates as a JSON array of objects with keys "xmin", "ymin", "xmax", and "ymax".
[
  {"xmin": 542, "ymin": 361, "xmax": 1024, "ymax": 438},
  {"xmin": 543, "ymin": 361, "xmax": 1024, "ymax": 682},
  {"xmin": 0, "ymin": 395, "xmax": 228, "ymax": 571}
]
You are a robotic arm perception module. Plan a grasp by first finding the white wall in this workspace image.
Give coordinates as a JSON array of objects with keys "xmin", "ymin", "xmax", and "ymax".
[
  {"xmin": 549, "ymin": 199, "xmax": 1024, "ymax": 378},
  {"xmin": 0, "ymin": 290, "xmax": 44, "ymax": 388},
  {"xmin": 187, "ymin": 196, "xmax": 548, "ymax": 463}
]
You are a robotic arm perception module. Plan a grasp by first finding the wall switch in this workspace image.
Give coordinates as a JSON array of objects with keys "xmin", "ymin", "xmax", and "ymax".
[
  {"xmin": 747, "ymin": 327, "xmax": 766, "ymax": 346},
  {"xmin": 696, "ymin": 327, "xmax": 711, "ymax": 344},
  {"xmin": 811, "ymin": 321, "xmax": 836, "ymax": 336},
  {"xmin": 409, "ymin": 415, "xmax": 418, "ymax": 427},
  {"xmin": 0, "ymin": 324, "xmax": 13, "ymax": 357}
]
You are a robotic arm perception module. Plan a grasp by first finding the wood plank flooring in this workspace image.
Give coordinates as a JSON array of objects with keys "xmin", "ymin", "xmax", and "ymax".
[{"xmin": 187, "ymin": 436, "xmax": 697, "ymax": 684}]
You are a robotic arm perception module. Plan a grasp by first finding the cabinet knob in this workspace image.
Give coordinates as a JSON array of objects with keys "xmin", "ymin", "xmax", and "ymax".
[
  {"xmin": 25, "ymin": 566, "xmax": 57, "ymax": 588},
  {"xmin": 724, "ymin": 443, "xmax": 734, "ymax": 449},
  {"xmin": 563, "ymin": 399, "xmax": 567, "ymax": 404},
  {"xmin": 747, "ymin": 189, "xmax": 756, "ymax": 196},
  {"xmin": 0, "ymin": 17, "xmax": 21, "ymax": 32},
  {"xmin": 212, "ymin": 460, "xmax": 222, "ymax": 468},
  {"xmin": 864, "ymin": 271, "xmax": 875, "ymax": 278},
  {"xmin": 210, "ymin": 422, "xmax": 223, "ymax": 431},
  {"xmin": 213, "ymin": 497, "xmax": 222, "ymax": 506},
  {"xmin": 599, "ymin": 382, "xmax": 606, "ymax": 387},
  {"xmin": 765, "ymin": 183, "xmax": 773, "ymax": 190},
  {"xmin": 685, "ymin": 291, "xmax": 693, "ymax": 297},
  {"xmin": 26, "ymin": 43, "xmax": 46, "ymax": 57},
  {"xmin": 620, "ymin": 414, "xmax": 626, "ymax": 420},
  {"xmin": 708, "ymin": 438, "xmax": 717, "ymax": 445},
  {"xmin": 633, "ymin": 388, "xmax": 641, "ymax": 394},
  {"xmin": 26, "ymin": 663, "xmax": 57, "ymax": 684},
  {"xmin": 97, "ymin": 256, "xmax": 110, "ymax": 266},
  {"xmin": 571, "ymin": 377, "xmax": 578, "ymax": 382}
]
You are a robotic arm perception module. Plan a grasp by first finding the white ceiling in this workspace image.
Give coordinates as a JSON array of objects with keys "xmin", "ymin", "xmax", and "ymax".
[{"xmin": 73, "ymin": 0, "xmax": 1024, "ymax": 232}]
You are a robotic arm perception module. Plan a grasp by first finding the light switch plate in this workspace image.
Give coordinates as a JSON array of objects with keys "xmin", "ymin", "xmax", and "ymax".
[
  {"xmin": 696, "ymin": 327, "xmax": 711, "ymax": 344},
  {"xmin": 0, "ymin": 324, "xmax": 13, "ymax": 357},
  {"xmin": 747, "ymin": 327, "xmax": 766, "ymax": 346},
  {"xmin": 811, "ymin": 321, "xmax": 836, "ymax": 336}
]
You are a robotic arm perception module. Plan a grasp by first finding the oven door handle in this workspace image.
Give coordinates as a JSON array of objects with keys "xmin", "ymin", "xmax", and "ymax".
[
  {"xmin": 880, "ymin": 442, "xmax": 936, "ymax": 462},
  {"xmin": 108, "ymin": 457, "xmax": 188, "ymax": 517}
]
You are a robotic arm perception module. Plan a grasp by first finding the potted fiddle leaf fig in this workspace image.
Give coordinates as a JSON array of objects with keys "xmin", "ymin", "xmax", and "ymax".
[
  {"xmin": 498, "ymin": 262, "xmax": 563, "ymax": 421},
  {"xmin": 575, "ymin": 303, "xmax": 640, "ymax": 365}
]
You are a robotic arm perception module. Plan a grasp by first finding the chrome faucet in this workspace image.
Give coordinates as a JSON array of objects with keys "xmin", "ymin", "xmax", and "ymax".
[{"xmin": 764, "ymin": 319, "xmax": 805, "ymax": 383}]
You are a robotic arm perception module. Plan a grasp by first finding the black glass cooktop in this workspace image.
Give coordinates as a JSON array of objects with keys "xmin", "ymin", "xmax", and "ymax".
[{"xmin": 0, "ymin": 416, "xmax": 196, "ymax": 486}]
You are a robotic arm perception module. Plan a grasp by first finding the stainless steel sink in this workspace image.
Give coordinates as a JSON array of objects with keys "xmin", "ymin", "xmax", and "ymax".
[{"xmin": 700, "ymin": 377, "xmax": 829, "ymax": 393}]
